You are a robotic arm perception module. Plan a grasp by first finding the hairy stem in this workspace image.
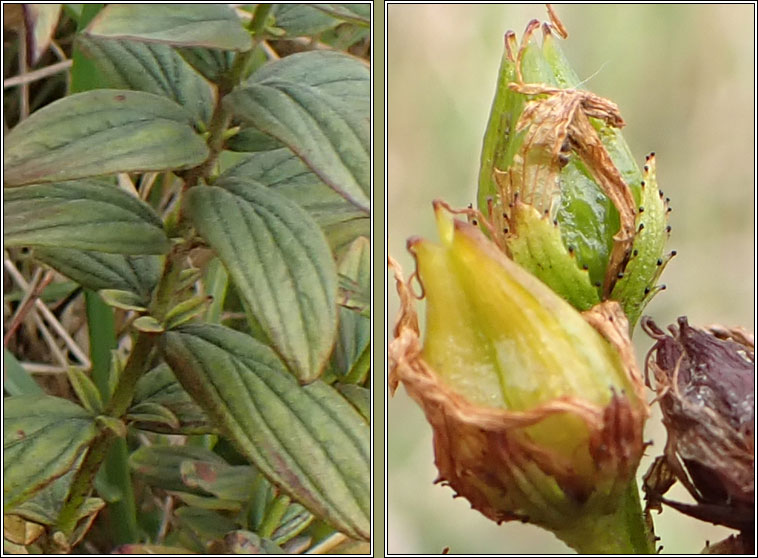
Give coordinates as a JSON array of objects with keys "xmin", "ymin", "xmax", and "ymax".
[{"xmin": 53, "ymin": 29, "xmax": 268, "ymax": 540}]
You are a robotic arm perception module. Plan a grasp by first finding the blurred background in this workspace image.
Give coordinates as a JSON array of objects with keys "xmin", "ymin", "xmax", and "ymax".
[{"xmin": 387, "ymin": 4, "xmax": 754, "ymax": 554}]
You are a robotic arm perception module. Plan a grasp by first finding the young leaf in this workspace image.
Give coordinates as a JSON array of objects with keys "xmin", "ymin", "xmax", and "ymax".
[
  {"xmin": 164, "ymin": 295, "xmax": 211, "ymax": 329},
  {"xmin": 133, "ymin": 315, "xmax": 164, "ymax": 333},
  {"xmin": 271, "ymin": 502, "xmax": 314, "ymax": 545},
  {"xmin": 4, "ymin": 90, "xmax": 208, "ymax": 187},
  {"xmin": 33, "ymin": 248, "xmax": 160, "ymax": 303},
  {"xmin": 99, "ymin": 289, "xmax": 148, "ymax": 312},
  {"xmin": 67, "ymin": 367, "xmax": 104, "ymax": 414},
  {"xmin": 161, "ymin": 324, "xmax": 370, "ymax": 541},
  {"xmin": 76, "ymin": 34, "xmax": 214, "ymax": 125},
  {"xmin": 4, "ymin": 395, "xmax": 97, "ymax": 509},
  {"xmin": 332, "ymin": 237, "xmax": 370, "ymax": 382},
  {"xmin": 95, "ymin": 415, "xmax": 127, "ymax": 438},
  {"xmin": 185, "ymin": 183, "xmax": 338, "ymax": 383},
  {"xmin": 126, "ymin": 401, "xmax": 180, "ymax": 431},
  {"xmin": 226, "ymin": 52, "xmax": 370, "ymax": 212},
  {"xmin": 132, "ymin": 364, "xmax": 214, "ymax": 435},
  {"xmin": 4, "ymin": 180, "xmax": 169, "ymax": 254},
  {"xmin": 86, "ymin": 4, "xmax": 252, "ymax": 51}
]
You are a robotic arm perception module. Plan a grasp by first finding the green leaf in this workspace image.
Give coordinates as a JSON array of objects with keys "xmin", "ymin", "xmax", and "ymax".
[
  {"xmin": 161, "ymin": 324, "xmax": 370, "ymax": 541},
  {"xmin": 312, "ymin": 4, "xmax": 370, "ymax": 27},
  {"xmin": 4, "ymin": 395, "xmax": 97, "ymax": 509},
  {"xmin": 221, "ymin": 530, "xmax": 284, "ymax": 554},
  {"xmin": 3, "ymin": 349, "xmax": 44, "ymax": 396},
  {"xmin": 109, "ymin": 544, "xmax": 196, "ymax": 555},
  {"xmin": 24, "ymin": 4, "xmax": 63, "ymax": 65},
  {"xmin": 86, "ymin": 4, "xmax": 252, "ymax": 51},
  {"xmin": 95, "ymin": 415, "xmax": 127, "ymax": 437},
  {"xmin": 227, "ymin": 51, "xmax": 370, "ymax": 212},
  {"xmin": 76, "ymin": 34, "xmax": 214, "ymax": 125},
  {"xmin": 99, "ymin": 288, "xmax": 147, "ymax": 311},
  {"xmin": 248, "ymin": 50, "xmax": 369, "ymax": 117},
  {"xmin": 132, "ymin": 364, "xmax": 214, "ymax": 435},
  {"xmin": 129, "ymin": 445, "xmax": 226, "ymax": 494},
  {"xmin": 4, "ymin": 180, "xmax": 169, "ymax": 254},
  {"xmin": 226, "ymin": 127, "xmax": 283, "ymax": 152},
  {"xmin": 9, "ymin": 466, "xmax": 104, "ymax": 527},
  {"xmin": 133, "ymin": 315, "xmax": 164, "ymax": 333},
  {"xmin": 34, "ymin": 248, "xmax": 160, "ymax": 303},
  {"xmin": 165, "ymin": 295, "xmax": 212, "ymax": 329},
  {"xmin": 10, "ymin": 468, "xmax": 105, "ymax": 550},
  {"xmin": 175, "ymin": 507, "xmax": 239, "ymax": 541},
  {"xmin": 4, "ymin": 90, "xmax": 209, "ymax": 187},
  {"xmin": 179, "ymin": 460, "xmax": 256, "ymax": 502},
  {"xmin": 271, "ymin": 4, "xmax": 341, "ymax": 36},
  {"xmin": 332, "ymin": 237, "xmax": 370, "ymax": 381},
  {"xmin": 271, "ymin": 503, "xmax": 313, "ymax": 545},
  {"xmin": 203, "ymin": 258, "xmax": 228, "ymax": 324},
  {"xmin": 126, "ymin": 401, "xmax": 180, "ymax": 431},
  {"xmin": 175, "ymin": 46, "xmax": 234, "ymax": 84},
  {"xmin": 67, "ymin": 367, "xmax": 104, "ymax": 414},
  {"xmin": 335, "ymin": 384, "xmax": 370, "ymax": 423},
  {"xmin": 185, "ymin": 183, "xmax": 338, "ymax": 383},
  {"xmin": 217, "ymin": 148, "xmax": 369, "ymax": 252}
]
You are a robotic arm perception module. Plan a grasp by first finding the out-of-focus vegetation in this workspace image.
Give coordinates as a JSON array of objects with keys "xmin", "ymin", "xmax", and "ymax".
[{"xmin": 387, "ymin": 4, "xmax": 753, "ymax": 554}]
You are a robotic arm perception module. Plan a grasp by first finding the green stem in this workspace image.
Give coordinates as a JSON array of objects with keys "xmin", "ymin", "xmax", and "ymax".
[
  {"xmin": 54, "ymin": 11, "xmax": 269, "ymax": 542},
  {"xmin": 553, "ymin": 480, "xmax": 655, "ymax": 554},
  {"xmin": 85, "ymin": 291, "xmax": 138, "ymax": 544},
  {"xmin": 55, "ymin": 333, "xmax": 154, "ymax": 537}
]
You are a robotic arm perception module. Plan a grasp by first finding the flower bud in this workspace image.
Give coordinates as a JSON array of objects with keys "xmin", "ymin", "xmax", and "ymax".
[
  {"xmin": 477, "ymin": 11, "xmax": 672, "ymax": 326},
  {"xmin": 641, "ymin": 317, "xmax": 754, "ymax": 535},
  {"xmin": 389, "ymin": 202, "xmax": 652, "ymax": 553}
]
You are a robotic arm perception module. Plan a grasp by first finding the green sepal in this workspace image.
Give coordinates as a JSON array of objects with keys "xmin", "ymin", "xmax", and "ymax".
[
  {"xmin": 610, "ymin": 156, "xmax": 670, "ymax": 326},
  {"xmin": 505, "ymin": 203, "xmax": 600, "ymax": 310}
]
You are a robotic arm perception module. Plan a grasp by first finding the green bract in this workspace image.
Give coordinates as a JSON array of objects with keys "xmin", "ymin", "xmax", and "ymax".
[{"xmin": 477, "ymin": 21, "xmax": 672, "ymax": 326}]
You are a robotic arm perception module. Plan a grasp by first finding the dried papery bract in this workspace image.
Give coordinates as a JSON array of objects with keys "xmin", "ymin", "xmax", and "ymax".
[
  {"xmin": 389, "ymin": 205, "xmax": 652, "ymax": 553},
  {"xmin": 477, "ymin": 7, "xmax": 672, "ymax": 326},
  {"xmin": 642, "ymin": 317, "xmax": 754, "ymax": 537}
]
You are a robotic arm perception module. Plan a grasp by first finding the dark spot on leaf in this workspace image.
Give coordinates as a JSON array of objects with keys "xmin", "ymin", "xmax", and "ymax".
[{"xmin": 114, "ymin": 94, "xmax": 126, "ymax": 101}]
